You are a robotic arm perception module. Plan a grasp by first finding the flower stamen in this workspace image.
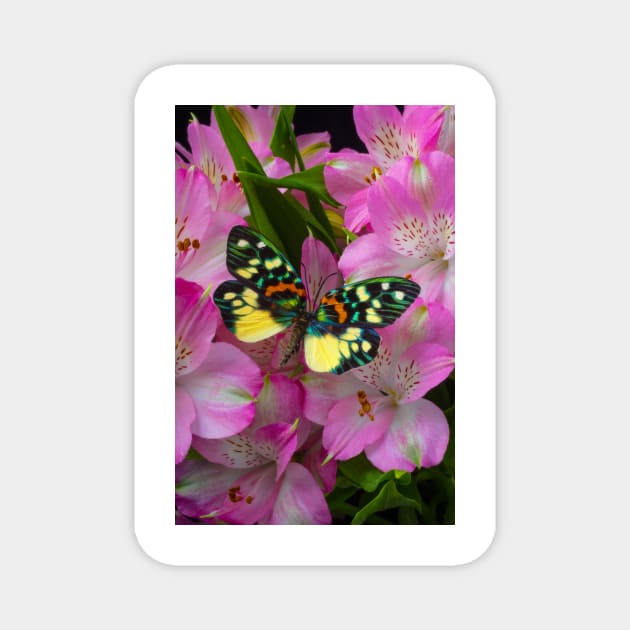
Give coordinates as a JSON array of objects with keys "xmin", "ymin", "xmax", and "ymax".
[{"xmin": 356, "ymin": 390, "xmax": 375, "ymax": 422}]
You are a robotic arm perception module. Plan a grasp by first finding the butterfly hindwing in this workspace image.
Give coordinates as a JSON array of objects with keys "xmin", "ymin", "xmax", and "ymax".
[
  {"xmin": 316, "ymin": 277, "xmax": 420, "ymax": 328},
  {"xmin": 225, "ymin": 225, "xmax": 306, "ymax": 313},
  {"xmin": 304, "ymin": 322, "xmax": 381, "ymax": 375},
  {"xmin": 214, "ymin": 280, "xmax": 297, "ymax": 343}
]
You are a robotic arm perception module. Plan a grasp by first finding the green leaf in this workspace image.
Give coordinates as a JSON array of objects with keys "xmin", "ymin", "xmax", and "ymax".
[
  {"xmin": 338, "ymin": 453, "xmax": 387, "ymax": 492},
  {"xmin": 351, "ymin": 480, "xmax": 422, "ymax": 525},
  {"xmin": 326, "ymin": 485, "xmax": 360, "ymax": 520},
  {"xmin": 213, "ymin": 106, "xmax": 309, "ymax": 268},
  {"xmin": 270, "ymin": 106, "xmax": 297, "ymax": 169},
  {"xmin": 281, "ymin": 191, "xmax": 339, "ymax": 254},
  {"xmin": 398, "ymin": 506, "xmax": 419, "ymax": 524},
  {"xmin": 238, "ymin": 166, "xmax": 342, "ymax": 210},
  {"xmin": 424, "ymin": 381, "xmax": 451, "ymax": 410},
  {"xmin": 268, "ymin": 107, "xmax": 338, "ymax": 248},
  {"xmin": 441, "ymin": 406, "xmax": 455, "ymax": 478},
  {"xmin": 213, "ymin": 106, "xmax": 265, "ymax": 175},
  {"xmin": 304, "ymin": 190, "xmax": 338, "ymax": 252}
]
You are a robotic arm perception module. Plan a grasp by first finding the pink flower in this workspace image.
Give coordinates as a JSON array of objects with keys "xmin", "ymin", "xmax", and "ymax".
[
  {"xmin": 339, "ymin": 152, "xmax": 455, "ymax": 313},
  {"xmin": 303, "ymin": 299, "xmax": 454, "ymax": 472},
  {"xmin": 175, "ymin": 165, "xmax": 246, "ymax": 290},
  {"xmin": 182, "ymin": 421, "xmax": 331, "ymax": 524},
  {"xmin": 324, "ymin": 106, "xmax": 450, "ymax": 232},
  {"xmin": 176, "ymin": 365, "xmax": 333, "ymax": 524},
  {"xmin": 175, "ymin": 278, "xmax": 263, "ymax": 462}
]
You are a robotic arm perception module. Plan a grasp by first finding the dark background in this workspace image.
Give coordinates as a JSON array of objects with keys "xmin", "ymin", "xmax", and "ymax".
[{"xmin": 175, "ymin": 105, "xmax": 365, "ymax": 153}]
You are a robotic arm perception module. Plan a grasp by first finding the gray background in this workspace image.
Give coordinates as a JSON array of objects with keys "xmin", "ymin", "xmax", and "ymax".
[{"xmin": 2, "ymin": 1, "xmax": 628, "ymax": 627}]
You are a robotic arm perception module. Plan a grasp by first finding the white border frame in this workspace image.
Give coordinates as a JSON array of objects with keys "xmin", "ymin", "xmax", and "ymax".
[{"xmin": 135, "ymin": 64, "xmax": 495, "ymax": 566}]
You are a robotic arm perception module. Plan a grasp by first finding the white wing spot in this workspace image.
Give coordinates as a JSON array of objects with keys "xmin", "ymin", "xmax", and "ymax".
[
  {"xmin": 382, "ymin": 282, "xmax": 390, "ymax": 290},
  {"xmin": 237, "ymin": 239, "xmax": 249, "ymax": 248},
  {"xmin": 394, "ymin": 290, "xmax": 405, "ymax": 301}
]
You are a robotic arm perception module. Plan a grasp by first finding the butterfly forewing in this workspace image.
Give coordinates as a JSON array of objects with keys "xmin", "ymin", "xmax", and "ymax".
[
  {"xmin": 214, "ymin": 226, "xmax": 307, "ymax": 344},
  {"xmin": 225, "ymin": 225, "xmax": 306, "ymax": 312},
  {"xmin": 315, "ymin": 277, "xmax": 420, "ymax": 328}
]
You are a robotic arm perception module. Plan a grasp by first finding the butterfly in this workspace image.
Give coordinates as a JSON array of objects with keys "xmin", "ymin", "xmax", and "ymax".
[{"xmin": 213, "ymin": 226, "xmax": 420, "ymax": 374}]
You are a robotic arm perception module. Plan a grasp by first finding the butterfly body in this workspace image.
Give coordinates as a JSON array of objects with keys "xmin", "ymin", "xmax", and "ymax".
[
  {"xmin": 214, "ymin": 226, "xmax": 420, "ymax": 374},
  {"xmin": 280, "ymin": 311, "xmax": 311, "ymax": 366}
]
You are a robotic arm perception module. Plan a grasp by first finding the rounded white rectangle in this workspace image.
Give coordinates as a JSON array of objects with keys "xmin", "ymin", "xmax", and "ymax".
[{"xmin": 135, "ymin": 64, "xmax": 495, "ymax": 565}]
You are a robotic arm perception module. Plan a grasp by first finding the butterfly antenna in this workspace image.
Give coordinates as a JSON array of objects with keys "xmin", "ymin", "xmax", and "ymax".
[
  {"xmin": 311, "ymin": 271, "xmax": 340, "ymax": 307},
  {"xmin": 300, "ymin": 262, "xmax": 311, "ymax": 304}
]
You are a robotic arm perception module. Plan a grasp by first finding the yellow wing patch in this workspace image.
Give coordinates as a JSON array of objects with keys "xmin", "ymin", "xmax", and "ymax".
[{"xmin": 304, "ymin": 333, "xmax": 346, "ymax": 373}]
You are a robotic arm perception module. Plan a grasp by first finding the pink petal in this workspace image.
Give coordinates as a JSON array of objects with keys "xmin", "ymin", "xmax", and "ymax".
[
  {"xmin": 387, "ymin": 298, "xmax": 455, "ymax": 357},
  {"xmin": 175, "ymin": 278, "xmax": 218, "ymax": 376},
  {"xmin": 252, "ymin": 373, "xmax": 304, "ymax": 429},
  {"xmin": 253, "ymin": 422, "xmax": 298, "ymax": 479},
  {"xmin": 411, "ymin": 258, "xmax": 454, "ymax": 311},
  {"xmin": 212, "ymin": 105, "xmax": 275, "ymax": 147},
  {"xmin": 175, "ymin": 457, "xmax": 243, "ymax": 520},
  {"xmin": 338, "ymin": 233, "xmax": 417, "ymax": 283},
  {"xmin": 215, "ymin": 323, "xmax": 278, "ymax": 370},
  {"xmin": 175, "ymin": 167, "xmax": 215, "ymax": 274},
  {"xmin": 395, "ymin": 342, "xmax": 454, "ymax": 403},
  {"xmin": 352, "ymin": 338, "xmax": 397, "ymax": 396},
  {"xmin": 402, "ymin": 106, "xmax": 445, "ymax": 154},
  {"xmin": 365, "ymin": 399, "xmax": 449, "ymax": 471},
  {"xmin": 324, "ymin": 150, "xmax": 377, "ymax": 206},
  {"xmin": 261, "ymin": 152, "xmax": 293, "ymax": 179},
  {"xmin": 178, "ymin": 210, "xmax": 246, "ymax": 289},
  {"xmin": 175, "ymin": 143, "xmax": 193, "ymax": 164},
  {"xmin": 322, "ymin": 394, "xmax": 394, "ymax": 461},
  {"xmin": 192, "ymin": 434, "xmax": 268, "ymax": 469},
  {"xmin": 269, "ymin": 463, "xmax": 332, "ymax": 524},
  {"xmin": 301, "ymin": 436, "xmax": 338, "ymax": 493},
  {"xmin": 343, "ymin": 188, "xmax": 371, "ymax": 233},
  {"xmin": 367, "ymin": 174, "xmax": 432, "ymax": 259},
  {"xmin": 179, "ymin": 342, "xmax": 262, "ymax": 439},
  {"xmin": 301, "ymin": 235, "xmax": 341, "ymax": 310},
  {"xmin": 302, "ymin": 371, "xmax": 359, "ymax": 425},
  {"xmin": 438, "ymin": 106, "xmax": 455, "ymax": 156},
  {"xmin": 175, "ymin": 386, "xmax": 196, "ymax": 464},
  {"xmin": 187, "ymin": 118, "xmax": 234, "ymax": 186},
  {"xmin": 297, "ymin": 132, "xmax": 331, "ymax": 168},
  {"xmin": 219, "ymin": 464, "xmax": 279, "ymax": 524},
  {"xmin": 386, "ymin": 153, "xmax": 455, "ymax": 222},
  {"xmin": 216, "ymin": 179, "xmax": 249, "ymax": 217},
  {"xmin": 353, "ymin": 106, "xmax": 406, "ymax": 168}
]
